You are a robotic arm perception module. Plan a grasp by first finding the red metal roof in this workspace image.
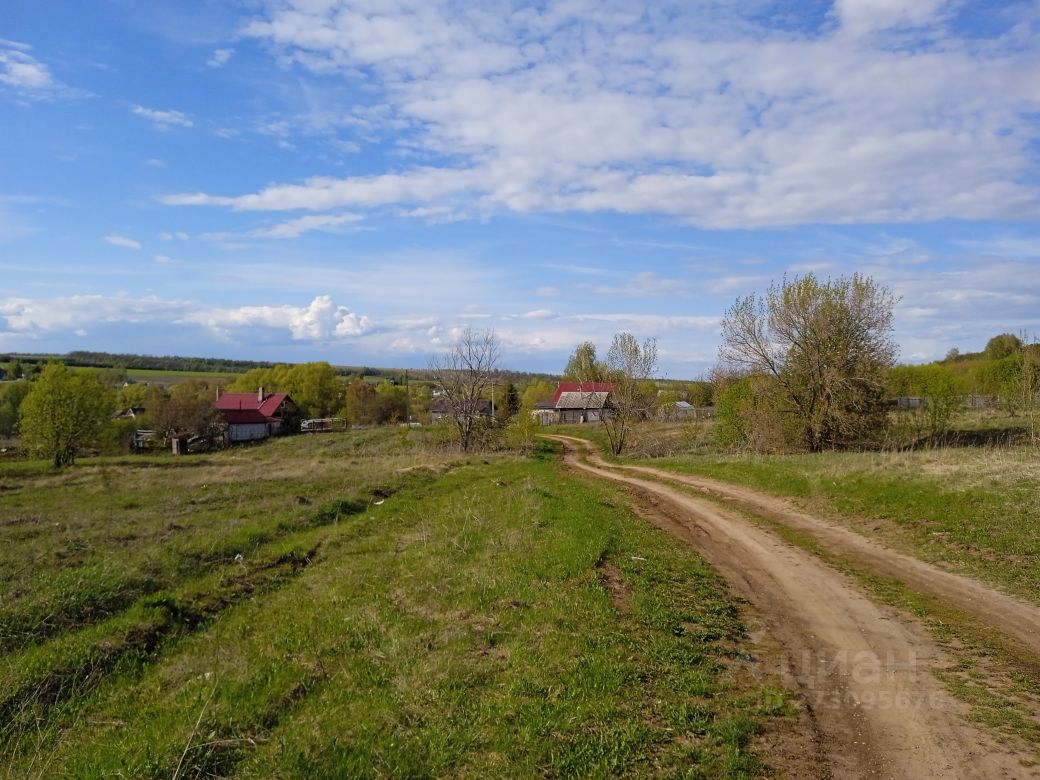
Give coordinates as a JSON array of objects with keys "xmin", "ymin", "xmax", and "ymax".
[
  {"xmin": 214, "ymin": 392, "xmax": 290, "ymax": 424},
  {"xmin": 220, "ymin": 408, "xmax": 271, "ymax": 425},
  {"xmin": 550, "ymin": 381, "xmax": 614, "ymax": 405}
]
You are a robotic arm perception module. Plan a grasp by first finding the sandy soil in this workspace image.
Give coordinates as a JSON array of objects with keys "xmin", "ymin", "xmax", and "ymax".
[{"xmin": 548, "ymin": 436, "xmax": 1039, "ymax": 779}]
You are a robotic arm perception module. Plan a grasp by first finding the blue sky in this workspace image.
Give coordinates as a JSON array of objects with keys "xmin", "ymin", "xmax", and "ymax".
[{"xmin": 2, "ymin": 0, "xmax": 1039, "ymax": 377}]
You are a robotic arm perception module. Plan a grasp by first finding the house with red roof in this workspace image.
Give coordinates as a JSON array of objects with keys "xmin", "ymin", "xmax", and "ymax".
[{"xmin": 214, "ymin": 387, "xmax": 299, "ymax": 442}]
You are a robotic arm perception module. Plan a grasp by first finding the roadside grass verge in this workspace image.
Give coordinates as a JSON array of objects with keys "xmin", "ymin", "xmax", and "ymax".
[
  {"xmin": 2, "ymin": 432, "xmax": 797, "ymax": 777},
  {"xmin": 552, "ymin": 423, "xmax": 1040, "ymax": 605},
  {"xmin": 553, "ymin": 428, "xmax": 1040, "ymax": 757}
]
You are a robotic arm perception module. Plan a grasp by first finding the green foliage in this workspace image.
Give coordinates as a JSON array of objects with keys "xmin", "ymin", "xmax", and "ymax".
[
  {"xmin": 145, "ymin": 380, "xmax": 222, "ymax": 439},
  {"xmin": 985, "ymin": 333, "xmax": 1023, "ymax": 361},
  {"xmin": 562, "ymin": 341, "xmax": 605, "ymax": 382},
  {"xmin": 114, "ymin": 382, "xmax": 149, "ymax": 410},
  {"xmin": 228, "ymin": 362, "xmax": 343, "ymax": 418},
  {"xmin": 714, "ymin": 378, "xmax": 752, "ymax": 447},
  {"xmin": 720, "ymin": 273, "xmax": 897, "ymax": 452},
  {"xmin": 18, "ymin": 363, "xmax": 114, "ymax": 467},
  {"xmin": 496, "ymin": 380, "xmax": 520, "ymax": 422},
  {"xmin": 0, "ymin": 380, "xmax": 30, "ymax": 436},
  {"xmin": 521, "ymin": 379, "xmax": 555, "ymax": 409},
  {"xmin": 342, "ymin": 379, "xmax": 407, "ymax": 425}
]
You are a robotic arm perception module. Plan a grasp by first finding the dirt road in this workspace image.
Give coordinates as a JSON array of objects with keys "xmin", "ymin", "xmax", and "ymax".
[{"xmin": 548, "ymin": 436, "xmax": 1039, "ymax": 779}]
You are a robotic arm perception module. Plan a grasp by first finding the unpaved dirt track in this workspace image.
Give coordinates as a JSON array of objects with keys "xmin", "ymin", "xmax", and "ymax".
[
  {"xmin": 560, "ymin": 436, "xmax": 1040, "ymax": 659},
  {"xmin": 547, "ymin": 436, "xmax": 1038, "ymax": 779}
]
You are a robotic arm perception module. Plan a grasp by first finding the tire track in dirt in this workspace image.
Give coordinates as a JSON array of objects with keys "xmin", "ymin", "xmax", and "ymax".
[
  {"xmin": 547, "ymin": 436, "xmax": 1037, "ymax": 779},
  {"xmin": 559, "ymin": 436, "xmax": 1040, "ymax": 659}
]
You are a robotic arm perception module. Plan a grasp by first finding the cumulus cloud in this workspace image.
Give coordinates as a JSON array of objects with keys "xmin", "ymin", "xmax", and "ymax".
[
  {"xmin": 103, "ymin": 233, "xmax": 142, "ymax": 250},
  {"xmin": 161, "ymin": 1, "xmax": 1040, "ymax": 228},
  {"xmin": 183, "ymin": 295, "xmax": 371, "ymax": 340},
  {"xmin": 252, "ymin": 212, "xmax": 362, "ymax": 238},
  {"xmin": 132, "ymin": 104, "xmax": 193, "ymax": 129}
]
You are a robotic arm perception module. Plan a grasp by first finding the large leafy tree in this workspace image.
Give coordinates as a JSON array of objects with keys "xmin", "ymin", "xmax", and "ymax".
[
  {"xmin": 228, "ymin": 362, "xmax": 343, "ymax": 418},
  {"xmin": 19, "ymin": 363, "xmax": 114, "ymax": 467},
  {"xmin": 563, "ymin": 341, "xmax": 606, "ymax": 382},
  {"xmin": 719, "ymin": 273, "xmax": 897, "ymax": 452}
]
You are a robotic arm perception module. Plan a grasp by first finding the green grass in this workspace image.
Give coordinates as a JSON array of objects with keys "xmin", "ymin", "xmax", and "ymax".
[
  {"xmin": 1, "ymin": 430, "xmax": 793, "ymax": 777},
  {"xmin": 124, "ymin": 368, "xmax": 239, "ymax": 383},
  {"xmin": 620, "ymin": 445, "xmax": 1040, "ymax": 604},
  {"xmin": 553, "ymin": 420, "xmax": 1040, "ymax": 604}
]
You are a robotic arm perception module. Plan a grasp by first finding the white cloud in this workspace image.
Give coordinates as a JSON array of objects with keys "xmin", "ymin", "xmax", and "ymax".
[
  {"xmin": 252, "ymin": 212, "xmax": 362, "ymax": 239},
  {"xmin": 207, "ymin": 48, "xmax": 234, "ymax": 67},
  {"xmin": 104, "ymin": 233, "xmax": 142, "ymax": 250},
  {"xmin": 159, "ymin": 231, "xmax": 190, "ymax": 241},
  {"xmin": 161, "ymin": 1, "xmax": 1040, "ymax": 228},
  {"xmin": 184, "ymin": 295, "xmax": 371, "ymax": 340},
  {"xmin": 132, "ymin": 104, "xmax": 193, "ymax": 129},
  {"xmin": 521, "ymin": 309, "xmax": 557, "ymax": 319},
  {"xmin": 153, "ymin": 253, "xmax": 176, "ymax": 264},
  {"xmin": 0, "ymin": 295, "xmax": 192, "ymax": 333},
  {"xmin": 0, "ymin": 293, "xmax": 372, "ymax": 343},
  {"xmin": 0, "ymin": 45, "xmax": 53, "ymax": 90},
  {"xmin": 832, "ymin": 0, "xmax": 955, "ymax": 36},
  {"xmin": 0, "ymin": 39, "xmax": 84, "ymax": 99}
]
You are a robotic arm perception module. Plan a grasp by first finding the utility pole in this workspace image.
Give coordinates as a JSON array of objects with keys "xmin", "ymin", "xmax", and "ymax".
[{"xmin": 405, "ymin": 369, "xmax": 410, "ymax": 424}]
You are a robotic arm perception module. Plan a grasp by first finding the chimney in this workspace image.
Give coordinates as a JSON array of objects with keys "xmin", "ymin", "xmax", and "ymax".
[{"xmin": 258, "ymin": 386, "xmax": 264, "ymax": 403}]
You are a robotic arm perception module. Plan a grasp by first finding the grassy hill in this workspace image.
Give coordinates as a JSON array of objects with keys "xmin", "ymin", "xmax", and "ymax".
[{"xmin": 0, "ymin": 430, "xmax": 797, "ymax": 777}]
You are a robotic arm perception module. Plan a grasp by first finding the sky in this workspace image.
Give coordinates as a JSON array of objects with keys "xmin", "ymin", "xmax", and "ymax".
[{"xmin": 1, "ymin": 0, "xmax": 1039, "ymax": 378}]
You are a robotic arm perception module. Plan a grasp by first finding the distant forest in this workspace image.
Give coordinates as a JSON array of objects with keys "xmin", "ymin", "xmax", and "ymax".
[{"xmin": 0, "ymin": 351, "xmax": 560, "ymax": 385}]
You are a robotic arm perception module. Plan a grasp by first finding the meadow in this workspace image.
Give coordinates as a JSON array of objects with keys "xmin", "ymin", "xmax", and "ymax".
[{"xmin": 0, "ymin": 430, "xmax": 796, "ymax": 778}]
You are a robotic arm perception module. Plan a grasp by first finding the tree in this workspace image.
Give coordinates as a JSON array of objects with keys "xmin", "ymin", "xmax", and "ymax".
[
  {"xmin": 985, "ymin": 333, "xmax": 1022, "ymax": 361},
  {"xmin": 718, "ymin": 273, "xmax": 897, "ymax": 452},
  {"xmin": 145, "ymin": 380, "xmax": 222, "ymax": 442},
  {"xmin": 521, "ymin": 380, "xmax": 555, "ymax": 410},
  {"xmin": 429, "ymin": 328, "xmax": 501, "ymax": 452},
  {"xmin": 19, "ymin": 363, "xmax": 114, "ymax": 467},
  {"xmin": 0, "ymin": 380, "xmax": 30, "ymax": 436},
  {"xmin": 227, "ymin": 362, "xmax": 343, "ymax": 418},
  {"xmin": 600, "ymin": 332, "xmax": 658, "ymax": 455},
  {"xmin": 496, "ymin": 381, "xmax": 520, "ymax": 423},
  {"xmin": 563, "ymin": 341, "xmax": 606, "ymax": 382}
]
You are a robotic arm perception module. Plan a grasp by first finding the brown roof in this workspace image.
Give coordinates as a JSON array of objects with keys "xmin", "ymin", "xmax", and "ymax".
[{"xmin": 555, "ymin": 391, "xmax": 610, "ymax": 410}]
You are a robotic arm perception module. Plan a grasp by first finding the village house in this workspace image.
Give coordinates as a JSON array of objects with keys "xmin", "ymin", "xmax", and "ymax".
[
  {"xmin": 214, "ymin": 387, "xmax": 299, "ymax": 442},
  {"xmin": 534, "ymin": 381, "xmax": 615, "ymax": 425}
]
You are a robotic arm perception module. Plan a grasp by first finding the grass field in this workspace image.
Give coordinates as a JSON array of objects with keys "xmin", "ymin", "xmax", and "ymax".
[
  {"xmin": 124, "ymin": 368, "xmax": 239, "ymax": 384},
  {"xmin": 0, "ymin": 430, "xmax": 795, "ymax": 778}
]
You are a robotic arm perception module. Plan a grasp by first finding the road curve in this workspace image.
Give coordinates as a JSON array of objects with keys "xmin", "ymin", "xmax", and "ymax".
[
  {"xmin": 547, "ymin": 435, "xmax": 1037, "ymax": 779},
  {"xmin": 553, "ymin": 435, "xmax": 1040, "ymax": 659}
]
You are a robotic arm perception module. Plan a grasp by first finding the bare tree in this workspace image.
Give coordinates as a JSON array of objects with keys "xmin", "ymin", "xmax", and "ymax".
[
  {"xmin": 429, "ymin": 327, "xmax": 501, "ymax": 451},
  {"xmin": 602, "ymin": 332, "xmax": 658, "ymax": 455},
  {"xmin": 719, "ymin": 273, "xmax": 897, "ymax": 451}
]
